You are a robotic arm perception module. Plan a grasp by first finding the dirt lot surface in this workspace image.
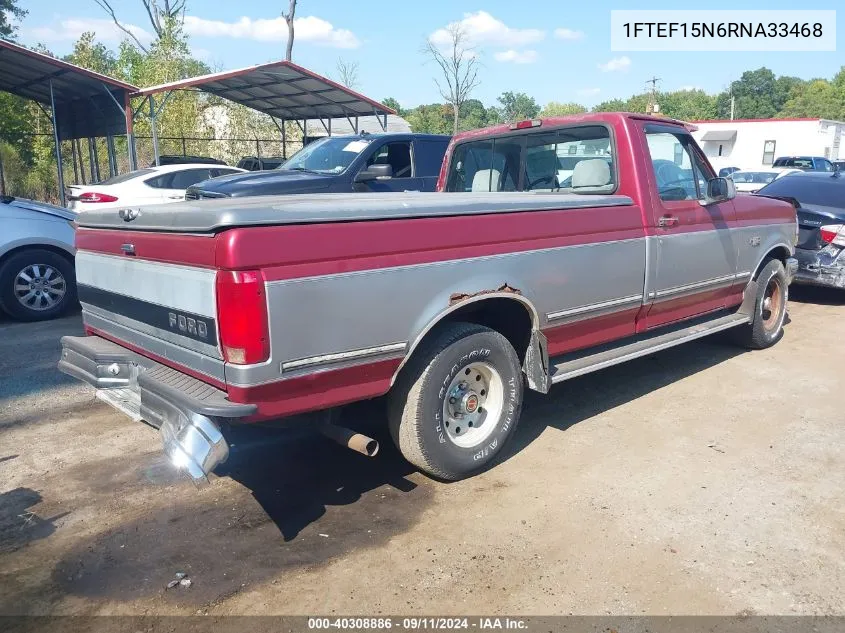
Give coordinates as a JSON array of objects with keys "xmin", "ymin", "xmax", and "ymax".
[{"xmin": 1, "ymin": 288, "xmax": 844, "ymax": 617}]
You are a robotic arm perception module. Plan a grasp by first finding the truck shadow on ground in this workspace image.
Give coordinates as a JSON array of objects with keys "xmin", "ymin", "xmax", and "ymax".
[
  {"xmin": 48, "ymin": 401, "xmax": 430, "ymax": 607},
  {"xmin": 47, "ymin": 336, "xmax": 745, "ymax": 607},
  {"xmin": 789, "ymin": 285, "xmax": 845, "ymax": 306},
  {"xmin": 501, "ymin": 338, "xmax": 746, "ymax": 463}
]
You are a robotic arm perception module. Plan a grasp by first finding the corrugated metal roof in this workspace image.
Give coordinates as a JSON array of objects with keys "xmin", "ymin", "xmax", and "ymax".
[{"xmin": 134, "ymin": 60, "xmax": 395, "ymax": 122}]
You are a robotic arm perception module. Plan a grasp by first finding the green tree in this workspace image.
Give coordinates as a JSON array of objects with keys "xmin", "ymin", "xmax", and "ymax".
[
  {"xmin": 65, "ymin": 32, "xmax": 118, "ymax": 76},
  {"xmin": 405, "ymin": 103, "xmax": 453, "ymax": 134},
  {"xmin": 657, "ymin": 89, "xmax": 718, "ymax": 121},
  {"xmin": 381, "ymin": 97, "xmax": 403, "ymax": 116},
  {"xmin": 496, "ymin": 91, "xmax": 540, "ymax": 122},
  {"xmin": 591, "ymin": 98, "xmax": 626, "ymax": 112},
  {"xmin": 540, "ymin": 102, "xmax": 587, "ymax": 117},
  {"xmin": 0, "ymin": 0, "xmax": 26, "ymax": 39},
  {"xmin": 459, "ymin": 98, "xmax": 493, "ymax": 131}
]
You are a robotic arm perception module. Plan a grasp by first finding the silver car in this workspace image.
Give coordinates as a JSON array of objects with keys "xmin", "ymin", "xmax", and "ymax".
[{"xmin": 0, "ymin": 195, "xmax": 77, "ymax": 321}]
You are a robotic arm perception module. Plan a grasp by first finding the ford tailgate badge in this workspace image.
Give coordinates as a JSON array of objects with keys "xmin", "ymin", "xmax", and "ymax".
[{"xmin": 119, "ymin": 208, "xmax": 139, "ymax": 222}]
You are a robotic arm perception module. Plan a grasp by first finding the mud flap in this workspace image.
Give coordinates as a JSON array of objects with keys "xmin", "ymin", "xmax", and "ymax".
[
  {"xmin": 523, "ymin": 328, "xmax": 550, "ymax": 394},
  {"xmin": 739, "ymin": 278, "xmax": 759, "ymax": 319}
]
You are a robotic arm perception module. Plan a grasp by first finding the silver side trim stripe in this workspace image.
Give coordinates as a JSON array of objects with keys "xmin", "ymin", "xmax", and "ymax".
[
  {"xmin": 547, "ymin": 294, "xmax": 643, "ymax": 323},
  {"xmin": 653, "ymin": 271, "xmax": 752, "ymax": 300},
  {"xmin": 281, "ymin": 341, "xmax": 407, "ymax": 373}
]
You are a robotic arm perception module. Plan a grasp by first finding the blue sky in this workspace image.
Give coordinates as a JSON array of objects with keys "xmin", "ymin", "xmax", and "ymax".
[{"xmin": 16, "ymin": 1, "xmax": 844, "ymax": 109}]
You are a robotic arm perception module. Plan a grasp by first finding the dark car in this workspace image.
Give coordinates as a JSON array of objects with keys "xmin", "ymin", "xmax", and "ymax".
[
  {"xmin": 151, "ymin": 155, "xmax": 227, "ymax": 167},
  {"xmin": 757, "ymin": 171, "xmax": 845, "ymax": 290},
  {"xmin": 186, "ymin": 133, "xmax": 451, "ymax": 199},
  {"xmin": 236, "ymin": 156, "xmax": 286, "ymax": 171},
  {"xmin": 772, "ymin": 156, "xmax": 838, "ymax": 172}
]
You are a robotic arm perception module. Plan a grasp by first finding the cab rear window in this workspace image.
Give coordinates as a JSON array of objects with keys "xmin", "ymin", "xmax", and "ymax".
[{"xmin": 445, "ymin": 125, "xmax": 615, "ymax": 194}]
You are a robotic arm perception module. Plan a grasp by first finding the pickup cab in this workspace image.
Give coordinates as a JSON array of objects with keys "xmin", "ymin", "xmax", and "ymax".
[
  {"xmin": 59, "ymin": 113, "xmax": 799, "ymax": 484},
  {"xmin": 185, "ymin": 133, "xmax": 451, "ymax": 200}
]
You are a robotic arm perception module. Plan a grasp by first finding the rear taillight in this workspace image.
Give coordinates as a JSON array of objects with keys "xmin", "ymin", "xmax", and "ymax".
[
  {"xmin": 78, "ymin": 192, "xmax": 119, "ymax": 203},
  {"xmin": 820, "ymin": 224, "xmax": 845, "ymax": 247},
  {"xmin": 215, "ymin": 270, "xmax": 270, "ymax": 365}
]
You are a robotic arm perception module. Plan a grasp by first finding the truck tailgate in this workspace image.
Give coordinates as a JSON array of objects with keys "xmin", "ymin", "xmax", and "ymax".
[{"xmin": 75, "ymin": 250, "xmax": 226, "ymax": 383}]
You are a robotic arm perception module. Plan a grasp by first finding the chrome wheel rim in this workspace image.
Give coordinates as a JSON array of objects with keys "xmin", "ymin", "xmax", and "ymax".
[
  {"xmin": 442, "ymin": 361, "xmax": 504, "ymax": 449},
  {"xmin": 14, "ymin": 264, "xmax": 66, "ymax": 311},
  {"xmin": 761, "ymin": 276, "xmax": 784, "ymax": 333}
]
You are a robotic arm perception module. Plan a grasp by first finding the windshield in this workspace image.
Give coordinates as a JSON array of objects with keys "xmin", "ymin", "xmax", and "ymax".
[
  {"xmin": 731, "ymin": 171, "xmax": 778, "ymax": 184},
  {"xmin": 280, "ymin": 137, "xmax": 372, "ymax": 174}
]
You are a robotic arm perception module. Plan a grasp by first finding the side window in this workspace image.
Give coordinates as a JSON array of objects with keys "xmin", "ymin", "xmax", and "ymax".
[
  {"xmin": 145, "ymin": 174, "xmax": 172, "ymax": 189},
  {"xmin": 211, "ymin": 168, "xmax": 239, "ymax": 177},
  {"xmin": 524, "ymin": 125, "xmax": 614, "ymax": 193},
  {"xmin": 445, "ymin": 138, "xmax": 520, "ymax": 192},
  {"xmin": 168, "ymin": 169, "xmax": 212, "ymax": 190},
  {"xmin": 822, "ymin": 159, "xmax": 835, "ymax": 172},
  {"xmin": 367, "ymin": 142, "xmax": 413, "ymax": 178},
  {"xmin": 645, "ymin": 131, "xmax": 701, "ymax": 201}
]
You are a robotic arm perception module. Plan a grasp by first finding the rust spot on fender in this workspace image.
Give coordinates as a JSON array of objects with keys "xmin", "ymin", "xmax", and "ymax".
[{"xmin": 449, "ymin": 283, "xmax": 522, "ymax": 305}]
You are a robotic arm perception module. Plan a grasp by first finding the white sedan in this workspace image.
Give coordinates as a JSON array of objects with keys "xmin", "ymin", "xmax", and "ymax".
[
  {"xmin": 729, "ymin": 168, "xmax": 802, "ymax": 194},
  {"xmin": 67, "ymin": 163, "xmax": 245, "ymax": 211}
]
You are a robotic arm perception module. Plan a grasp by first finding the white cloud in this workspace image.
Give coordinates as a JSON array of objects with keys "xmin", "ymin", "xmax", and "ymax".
[
  {"xmin": 25, "ymin": 18, "xmax": 152, "ymax": 44},
  {"xmin": 577, "ymin": 87, "xmax": 601, "ymax": 96},
  {"xmin": 430, "ymin": 11, "xmax": 544, "ymax": 48},
  {"xmin": 183, "ymin": 15, "xmax": 360, "ymax": 49},
  {"xmin": 554, "ymin": 28, "xmax": 585, "ymax": 40},
  {"xmin": 598, "ymin": 56, "xmax": 631, "ymax": 72},
  {"xmin": 494, "ymin": 49, "xmax": 538, "ymax": 64}
]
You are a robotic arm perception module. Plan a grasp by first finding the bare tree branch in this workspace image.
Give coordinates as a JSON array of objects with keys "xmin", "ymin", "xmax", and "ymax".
[
  {"xmin": 281, "ymin": 0, "xmax": 297, "ymax": 61},
  {"xmin": 335, "ymin": 58, "xmax": 360, "ymax": 89},
  {"xmin": 92, "ymin": 0, "xmax": 150, "ymax": 52},
  {"xmin": 423, "ymin": 25, "xmax": 480, "ymax": 135}
]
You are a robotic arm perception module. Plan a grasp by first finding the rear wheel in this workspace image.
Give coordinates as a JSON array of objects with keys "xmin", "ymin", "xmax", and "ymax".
[
  {"xmin": 733, "ymin": 258, "xmax": 788, "ymax": 350},
  {"xmin": 388, "ymin": 323, "xmax": 524, "ymax": 480},
  {"xmin": 0, "ymin": 249, "xmax": 77, "ymax": 322}
]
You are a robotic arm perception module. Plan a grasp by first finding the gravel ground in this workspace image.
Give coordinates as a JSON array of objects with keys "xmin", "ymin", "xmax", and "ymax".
[{"xmin": 1, "ymin": 287, "xmax": 844, "ymax": 617}]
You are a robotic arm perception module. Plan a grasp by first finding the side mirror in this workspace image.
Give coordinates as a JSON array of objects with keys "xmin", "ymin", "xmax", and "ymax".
[
  {"xmin": 355, "ymin": 164, "xmax": 393, "ymax": 182},
  {"xmin": 702, "ymin": 176, "xmax": 736, "ymax": 204}
]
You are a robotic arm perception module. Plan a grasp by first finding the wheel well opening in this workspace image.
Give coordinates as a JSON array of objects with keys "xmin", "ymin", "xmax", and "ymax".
[
  {"xmin": 435, "ymin": 297, "xmax": 533, "ymax": 363},
  {"xmin": 756, "ymin": 246, "xmax": 790, "ymax": 278},
  {"xmin": 0, "ymin": 244, "xmax": 74, "ymax": 269}
]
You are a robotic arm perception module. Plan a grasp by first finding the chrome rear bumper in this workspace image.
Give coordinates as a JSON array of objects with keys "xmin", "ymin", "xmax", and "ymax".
[{"xmin": 58, "ymin": 335, "xmax": 256, "ymax": 483}]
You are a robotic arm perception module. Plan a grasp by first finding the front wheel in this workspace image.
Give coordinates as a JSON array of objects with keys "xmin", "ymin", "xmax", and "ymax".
[
  {"xmin": 733, "ymin": 258, "xmax": 788, "ymax": 350},
  {"xmin": 388, "ymin": 323, "xmax": 524, "ymax": 481}
]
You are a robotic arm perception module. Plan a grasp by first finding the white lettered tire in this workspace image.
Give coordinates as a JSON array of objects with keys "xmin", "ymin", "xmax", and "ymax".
[{"xmin": 388, "ymin": 322, "xmax": 524, "ymax": 480}]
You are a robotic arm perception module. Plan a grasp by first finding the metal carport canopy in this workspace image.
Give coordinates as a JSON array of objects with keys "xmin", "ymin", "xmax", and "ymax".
[
  {"xmin": 0, "ymin": 39, "xmax": 138, "ymax": 204},
  {"xmin": 132, "ymin": 59, "xmax": 396, "ymax": 133}
]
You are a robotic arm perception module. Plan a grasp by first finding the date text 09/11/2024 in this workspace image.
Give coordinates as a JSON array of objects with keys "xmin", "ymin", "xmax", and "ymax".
[{"xmin": 307, "ymin": 617, "xmax": 528, "ymax": 630}]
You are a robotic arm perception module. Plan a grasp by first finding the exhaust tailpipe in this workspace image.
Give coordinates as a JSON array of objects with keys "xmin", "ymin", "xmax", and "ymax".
[{"xmin": 319, "ymin": 423, "xmax": 379, "ymax": 457}]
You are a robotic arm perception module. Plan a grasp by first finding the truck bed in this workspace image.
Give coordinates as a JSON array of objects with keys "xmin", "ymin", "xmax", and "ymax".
[{"xmin": 75, "ymin": 191, "xmax": 635, "ymax": 232}]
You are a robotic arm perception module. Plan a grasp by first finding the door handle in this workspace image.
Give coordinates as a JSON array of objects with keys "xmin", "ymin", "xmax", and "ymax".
[
  {"xmin": 167, "ymin": 194, "xmax": 185, "ymax": 200},
  {"xmin": 657, "ymin": 215, "xmax": 679, "ymax": 228}
]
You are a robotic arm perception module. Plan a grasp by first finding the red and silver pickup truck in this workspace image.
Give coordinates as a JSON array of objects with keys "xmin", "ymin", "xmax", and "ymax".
[{"xmin": 58, "ymin": 113, "xmax": 798, "ymax": 483}]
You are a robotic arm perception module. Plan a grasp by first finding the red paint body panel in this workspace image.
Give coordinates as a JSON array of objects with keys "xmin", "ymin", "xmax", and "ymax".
[
  {"xmin": 545, "ymin": 308, "xmax": 641, "ymax": 357},
  {"xmin": 218, "ymin": 207, "xmax": 645, "ymax": 279},
  {"xmin": 229, "ymin": 359, "xmax": 402, "ymax": 420},
  {"xmin": 76, "ymin": 228, "xmax": 217, "ymax": 268}
]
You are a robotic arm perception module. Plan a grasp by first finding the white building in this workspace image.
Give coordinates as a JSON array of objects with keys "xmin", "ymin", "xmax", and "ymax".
[{"xmin": 690, "ymin": 118, "xmax": 845, "ymax": 172}]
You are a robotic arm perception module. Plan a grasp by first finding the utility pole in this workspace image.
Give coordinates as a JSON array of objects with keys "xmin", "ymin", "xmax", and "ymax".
[
  {"xmin": 730, "ymin": 81, "xmax": 736, "ymax": 121},
  {"xmin": 645, "ymin": 76, "xmax": 661, "ymax": 115}
]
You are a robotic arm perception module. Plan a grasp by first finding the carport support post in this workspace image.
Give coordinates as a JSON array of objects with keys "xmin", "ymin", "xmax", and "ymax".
[
  {"xmin": 49, "ymin": 80, "xmax": 66, "ymax": 207},
  {"xmin": 149, "ymin": 95, "xmax": 160, "ymax": 166},
  {"xmin": 124, "ymin": 93, "xmax": 137, "ymax": 171},
  {"xmin": 106, "ymin": 135, "xmax": 117, "ymax": 178}
]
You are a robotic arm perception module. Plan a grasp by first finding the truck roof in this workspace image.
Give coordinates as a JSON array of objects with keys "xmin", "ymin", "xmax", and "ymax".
[{"xmin": 451, "ymin": 112, "xmax": 691, "ymax": 144}]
